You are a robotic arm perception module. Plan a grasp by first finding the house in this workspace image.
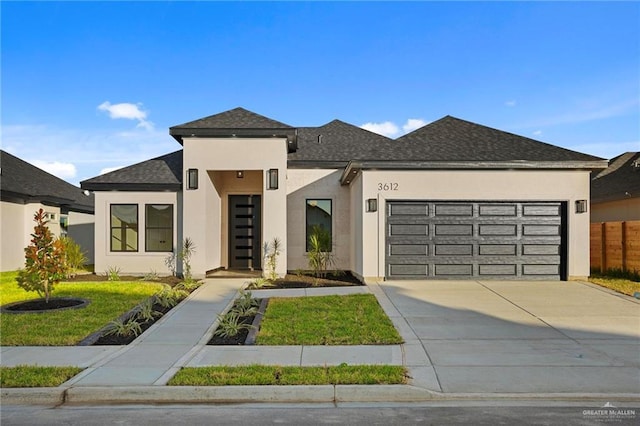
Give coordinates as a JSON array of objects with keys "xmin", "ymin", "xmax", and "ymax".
[
  {"xmin": 0, "ymin": 150, "xmax": 95, "ymax": 271},
  {"xmin": 590, "ymin": 152, "xmax": 640, "ymax": 222},
  {"xmin": 81, "ymin": 107, "xmax": 607, "ymax": 281}
]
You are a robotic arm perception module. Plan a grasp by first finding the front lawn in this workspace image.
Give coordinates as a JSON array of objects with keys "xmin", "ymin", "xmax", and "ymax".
[
  {"xmin": 589, "ymin": 275, "xmax": 640, "ymax": 297},
  {"xmin": 0, "ymin": 366, "xmax": 83, "ymax": 387},
  {"xmin": 0, "ymin": 271, "xmax": 163, "ymax": 345},
  {"xmin": 256, "ymin": 294, "xmax": 403, "ymax": 345},
  {"xmin": 167, "ymin": 365, "xmax": 407, "ymax": 386}
]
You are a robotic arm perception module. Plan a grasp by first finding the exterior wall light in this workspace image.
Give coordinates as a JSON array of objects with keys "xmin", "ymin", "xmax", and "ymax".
[
  {"xmin": 267, "ymin": 168, "xmax": 279, "ymax": 190},
  {"xmin": 236, "ymin": 171, "xmax": 244, "ymax": 179},
  {"xmin": 187, "ymin": 168, "xmax": 198, "ymax": 190},
  {"xmin": 575, "ymin": 200, "xmax": 587, "ymax": 213},
  {"xmin": 366, "ymin": 198, "xmax": 378, "ymax": 212}
]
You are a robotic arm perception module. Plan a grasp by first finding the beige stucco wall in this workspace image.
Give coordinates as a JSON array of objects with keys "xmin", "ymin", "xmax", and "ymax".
[
  {"xmin": 353, "ymin": 169, "xmax": 593, "ymax": 281},
  {"xmin": 286, "ymin": 169, "xmax": 351, "ymax": 271},
  {"xmin": 93, "ymin": 192, "xmax": 178, "ymax": 275},
  {"xmin": 1, "ymin": 201, "xmax": 62, "ymax": 272},
  {"xmin": 591, "ymin": 198, "xmax": 640, "ymax": 223},
  {"xmin": 182, "ymin": 137, "xmax": 288, "ymax": 277}
]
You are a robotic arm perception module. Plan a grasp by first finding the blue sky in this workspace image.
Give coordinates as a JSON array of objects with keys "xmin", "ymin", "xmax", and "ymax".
[{"xmin": 2, "ymin": 1, "xmax": 638, "ymax": 186}]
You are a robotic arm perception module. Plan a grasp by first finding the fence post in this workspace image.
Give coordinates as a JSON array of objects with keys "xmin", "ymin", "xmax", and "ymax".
[
  {"xmin": 600, "ymin": 222, "xmax": 606, "ymax": 273},
  {"xmin": 621, "ymin": 221, "xmax": 627, "ymax": 272}
]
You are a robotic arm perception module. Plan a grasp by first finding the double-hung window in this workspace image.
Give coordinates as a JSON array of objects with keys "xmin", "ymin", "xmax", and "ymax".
[
  {"xmin": 145, "ymin": 204, "xmax": 173, "ymax": 252},
  {"xmin": 305, "ymin": 199, "xmax": 332, "ymax": 252},
  {"xmin": 110, "ymin": 204, "xmax": 138, "ymax": 252}
]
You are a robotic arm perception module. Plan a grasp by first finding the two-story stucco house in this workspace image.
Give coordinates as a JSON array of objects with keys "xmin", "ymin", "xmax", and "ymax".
[{"xmin": 81, "ymin": 107, "xmax": 607, "ymax": 281}]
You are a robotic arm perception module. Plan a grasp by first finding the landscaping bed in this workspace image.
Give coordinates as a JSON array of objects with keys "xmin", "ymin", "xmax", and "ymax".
[{"xmin": 247, "ymin": 271, "xmax": 363, "ymax": 289}]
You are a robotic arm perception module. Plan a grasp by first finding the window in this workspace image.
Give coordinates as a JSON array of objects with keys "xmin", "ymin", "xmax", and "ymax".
[
  {"xmin": 146, "ymin": 204, "xmax": 173, "ymax": 252},
  {"xmin": 306, "ymin": 199, "xmax": 332, "ymax": 252},
  {"xmin": 111, "ymin": 204, "xmax": 138, "ymax": 252}
]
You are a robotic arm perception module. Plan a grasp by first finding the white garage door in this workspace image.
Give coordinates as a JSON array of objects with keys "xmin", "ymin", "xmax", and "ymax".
[{"xmin": 386, "ymin": 201, "xmax": 566, "ymax": 280}]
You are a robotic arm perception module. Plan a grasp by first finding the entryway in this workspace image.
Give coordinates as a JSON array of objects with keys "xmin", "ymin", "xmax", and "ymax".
[{"xmin": 228, "ymin": 194, "xmax": 262, "ymax": 270}]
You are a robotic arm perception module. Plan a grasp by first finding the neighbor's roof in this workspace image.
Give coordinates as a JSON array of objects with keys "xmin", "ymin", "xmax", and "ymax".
[
  {"xmin": 591, "ymin": 152, "xmax": 640, "ymax": 203},
  {"xmin": 0, "ymin": 150, "xmax": 94, "ymax": 213},
  {"xmin": 81, "ymin": 151, "xmax": 183, "ymax": 191}
]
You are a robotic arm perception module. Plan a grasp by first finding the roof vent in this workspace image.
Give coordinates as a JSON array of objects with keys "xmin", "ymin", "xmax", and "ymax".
[
  {"xmin": 318, "ymin": 135, "xmax": 323, "ymax": 144},
  {"xmin": 633, "ymin": 159, "xmax": 640, "ymax": 170}
]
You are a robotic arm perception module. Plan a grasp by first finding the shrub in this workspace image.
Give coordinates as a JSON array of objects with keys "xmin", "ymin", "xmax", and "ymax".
[
  {"xmin": 136, "ymin": 298, "xmax": 163, "ymax": 322},
  {"xmin": 263, "ymin": 237, "xmax": 282, "ymax": 281},
  {"xmin": 178, "ymin": 237, "xmax": 196, "ymax": 281},
  {"xmin": 246, "ymin": 277, "xmax": 271, "ymax": 289},
  {"xmin": 104, "ymin": 317, "xmax": 143, "ymax": 337},
  {"xmin": 142, "ymin": 270, "xmax": 160, "ymax": 281},
  {"xmin": 16, "ymin": 209, "xmax": 66, "ymax": 303},
  {"xmin": 58, "ymin": 236, "xmax": 88, "ymax": 278},
  {"xmin": 105, "ymin": 266, "xmax": 121, "ymax": 281},
  {"xmin": 213, "ymin": 311, "xmax": 253, "ymax": 338},
  {"xmin": 306, "ymin": 225, "xmax": 336, "ymax": 280}
]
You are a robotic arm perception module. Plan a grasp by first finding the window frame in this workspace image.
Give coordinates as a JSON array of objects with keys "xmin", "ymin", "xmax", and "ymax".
[
  {"xmin": 145, "ymin": 204, "xmax": 174, "ymax": 252},
  {"xmin": 110, "ymin": 204, "xmax": 139, "ymax": 252},
  {"xmin": 305, "ymin": 198, "xmax": 333, "ymax": 252}
]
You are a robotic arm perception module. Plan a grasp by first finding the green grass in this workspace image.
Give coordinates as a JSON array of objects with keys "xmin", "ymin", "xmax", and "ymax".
[
  {"xmin": 0, "ymin": 271, "xmax": 163, "ymax": 345},
  {"xmin": 589, "ymin": 275, "xmax": 640, "ymax": 297},
  {"xmin": 0, "ymin": 366, "xmax": 83, "ymax": 387},
  {"xmin": 256, "ymin": 294, "xmax": 403, "ymax": 345},
  {"xmin": 167, "ymin": 365, "xmax": 407, "ymax": 386}
]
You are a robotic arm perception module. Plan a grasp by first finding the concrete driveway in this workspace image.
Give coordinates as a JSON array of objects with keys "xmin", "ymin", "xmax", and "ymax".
[{"xmin": 375, "ymin": 280, "xmax": 640, "ymax": 394}]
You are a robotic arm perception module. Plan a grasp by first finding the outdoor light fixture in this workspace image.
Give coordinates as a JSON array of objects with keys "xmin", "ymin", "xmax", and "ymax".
[
  {"xmin": 366, "ymin": 198, "xmax": 378, "ymax": 212},
  {"xmin": 236, "ymin": 171, "xmax": 244, "ymax": 179},
  {"xmin": 575, "ymin": 200, "xmax": 587, "ymax": 213},
  {"xmin": 267, "ymin": 168, "xmax": 279, "ymax": 190},
  {"xmin": 187, "ymin": 168, "xmax": 198, "ymax": 190}
]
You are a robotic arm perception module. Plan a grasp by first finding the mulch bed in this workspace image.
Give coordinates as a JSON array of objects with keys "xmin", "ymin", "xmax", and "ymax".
[
  {"xmin": 91, "ymin": 302, "xmax": 176, "ymax": 345},
  {"xmin": 64, "ymin": 273, "xmax": 182, "ymax": 286},
  {"xmin": 252, "ymin": 271, "xmax": 363, "ymax": 289},
  {"xmin": 207, "ymin": 314, "xmax": 255, "ymax": 346},
  {"xmin": 1, "ymin": 297, "xmax": 89, "ymax": 313}
]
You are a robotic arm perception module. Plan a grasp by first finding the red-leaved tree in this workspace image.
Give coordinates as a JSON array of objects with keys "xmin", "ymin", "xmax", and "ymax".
[{"xmin": 16, "ymin": 209, "xmax": 66, "ymax": 303}]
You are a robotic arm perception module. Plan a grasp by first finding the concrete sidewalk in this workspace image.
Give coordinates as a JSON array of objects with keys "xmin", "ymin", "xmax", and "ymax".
[{"xmin": 2, "ymin": 278, "xmax": 639, "ymax": 405}]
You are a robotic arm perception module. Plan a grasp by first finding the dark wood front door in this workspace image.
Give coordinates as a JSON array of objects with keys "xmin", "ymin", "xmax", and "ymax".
[{"xmin": 228, "ymin": 195, "xmax": 262, "ymax": 270}]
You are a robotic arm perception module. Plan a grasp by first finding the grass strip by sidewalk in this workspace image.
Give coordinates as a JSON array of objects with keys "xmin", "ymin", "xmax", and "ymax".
[
  {"xmin": 256, "ymin": 294, "xmax": 403, "ymax": 345},
  {"xmin": 0, "ymin": 366, "xmax": 83, "ymax": 388},
  {"xmin": 168, "ymin": 365, "xmax": 407, "ymax": 386},
  {"xmin": 0, "ymin": 271, "xmax": 163, "ymax": 345},
  {"xmin": 588, "ymin": 276, "xmax": 640, "ymax": 297}
]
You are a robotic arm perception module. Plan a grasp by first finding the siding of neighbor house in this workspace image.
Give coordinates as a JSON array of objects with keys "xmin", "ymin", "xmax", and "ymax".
[{"xmin": 590, "ymin": 198, "xmax": 640, "ymax": 223}]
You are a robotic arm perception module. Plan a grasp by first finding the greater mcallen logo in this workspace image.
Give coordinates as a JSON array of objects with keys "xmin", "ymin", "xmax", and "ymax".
[{"xmin": 582, "ymin": 402, "xmax": 636, "ymax": 423}]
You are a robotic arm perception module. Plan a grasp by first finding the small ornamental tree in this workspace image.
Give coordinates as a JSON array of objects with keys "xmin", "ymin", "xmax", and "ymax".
[{"xmin": 16, "ymin": 209, "xmax": 66, "ymax": 303}]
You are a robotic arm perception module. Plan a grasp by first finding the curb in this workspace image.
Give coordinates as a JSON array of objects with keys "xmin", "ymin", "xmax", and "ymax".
[{"xmin": 3, "ymin": 385, "xmax": 640, "ymax": 406}]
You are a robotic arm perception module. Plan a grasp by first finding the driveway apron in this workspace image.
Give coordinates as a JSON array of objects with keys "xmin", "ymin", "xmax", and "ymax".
[{"xmin": 377, "ymin": 280, "xmax": 640, "ymax": 394}]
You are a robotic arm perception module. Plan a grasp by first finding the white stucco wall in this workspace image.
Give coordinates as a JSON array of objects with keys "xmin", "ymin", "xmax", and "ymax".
[
  {"xmin": 182, "ymin": 137, "xmax": 288, "ymax": 277},
  {"xmin": 93, "ymin": 192, "xmax": 178, "ymax": 275},
  {"xmin": 286, "ymin": 169, "xmax": 351, "ymax": 271},
  {"xmin": 591, "ymin": 198, "xmax": 640, "ymax": 222},
  {"xmin": 1, "ymin": 201, "xmax": 61, "ymax": 272},
  {"xmin": 353, "ymin": 169, "xmax": 593, "ymax": 281}
]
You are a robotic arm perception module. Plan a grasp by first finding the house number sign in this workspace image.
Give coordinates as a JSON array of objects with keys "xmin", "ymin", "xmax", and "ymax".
[{"xmin": 377, "ymin": 182, "xmax": 399, "ymax": 191}]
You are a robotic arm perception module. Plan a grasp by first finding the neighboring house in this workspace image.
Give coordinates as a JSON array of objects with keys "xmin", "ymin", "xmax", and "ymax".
[
  {"xmin": 1, "ymin": 150, "xmax": 95, "ymax": 271},
  {"xmin": 81, "ymin": 107, "xmax": 607, "ymax": 281},
  {"xmin": 590, "ymin": 152, "xmax": 640, "ymax": 222}
]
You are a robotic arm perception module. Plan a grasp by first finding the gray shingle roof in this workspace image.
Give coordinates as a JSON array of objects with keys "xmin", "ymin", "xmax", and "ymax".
[
  {"xmin": 591, "ymin": 152, "xmax": 640, "ymax": 203},
  {"xmin": 83, "ymin": 108, "xmax": 607, "ymax": 189},
  {"xmin": 80, "ymin": 150, "xmax": 182, "ymax": 191},
  {"xmin": 289, "ymin": 120, "xmax": 396, "ymax": 165},
  {"xmin": 1, "ymin": 150, "xmax": 94, "ymax": 213},
  {"xmin": 394, "ymin": 116, "xmax": 604, "ymax": 162}
]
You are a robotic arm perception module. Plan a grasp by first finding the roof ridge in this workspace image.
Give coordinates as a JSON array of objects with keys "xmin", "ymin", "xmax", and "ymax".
[{"xmin": 593, "ymin": 152, "xmax": 639, "ymax": 180}]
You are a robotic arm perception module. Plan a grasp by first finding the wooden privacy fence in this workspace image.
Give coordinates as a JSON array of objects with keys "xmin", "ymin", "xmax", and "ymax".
[{"xmin": 590, "ymin": 221, "xmax": 640, "ymax": 273}]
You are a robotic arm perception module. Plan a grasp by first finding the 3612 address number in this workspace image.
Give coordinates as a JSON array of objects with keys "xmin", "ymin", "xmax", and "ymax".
[{"xmin": 377, "ymin": 183, "xmax": 399, "ymax": 191}]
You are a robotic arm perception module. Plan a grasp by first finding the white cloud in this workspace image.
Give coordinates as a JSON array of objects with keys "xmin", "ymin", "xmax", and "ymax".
[
  {"xmin": 99, "ymin": 166, "xmax": 125, "ymax": 175},
  {"xmin": 98, "ymin": 101, "xmax": 154, "ymax": 130},
  {"xmin": 360, "ymin": 121, "xmax": 399, "ymax": 138},
  {"xmin": 403, "ymin": 119, "xmax": 427, "ymax": 133},
  {"xmin": 31, "ymin": 160, "xmax": 77, "ymax": 180},
  {"xmin": 532, "ymin": 130, "xmax": 542, "ymax": 136},
  {"xmin": 505, "ymin": 100, "xmax": 517, "ymax": 107}
]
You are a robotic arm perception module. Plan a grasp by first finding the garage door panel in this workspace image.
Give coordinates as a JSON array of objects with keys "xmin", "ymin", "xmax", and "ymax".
[{"xmin": 386, "ymin": 201, "xmax": 565, "ymax": 280}]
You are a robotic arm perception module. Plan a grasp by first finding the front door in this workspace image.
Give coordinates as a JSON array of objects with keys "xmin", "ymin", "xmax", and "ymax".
[{"xmin": 228, "ymin": 195, "xmax": 262, "ymax": 270}]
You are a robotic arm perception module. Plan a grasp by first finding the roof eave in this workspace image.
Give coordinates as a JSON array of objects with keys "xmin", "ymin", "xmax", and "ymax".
[
  {"xmin": 169, "ymin": 127, "xmax": 297, "ymax": 145},
  {"xmin": 80, "ymin": 182, "xmax": 182, "ymax": 192},
  {"xmin": 340, "ymin": 160, "xmax": 609, "ymax": 185}
]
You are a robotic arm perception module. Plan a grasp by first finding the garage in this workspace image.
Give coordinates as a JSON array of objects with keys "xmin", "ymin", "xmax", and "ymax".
[{"xmin": 386, "ymin": 201, "xmax": 567, "ymax": 280}]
